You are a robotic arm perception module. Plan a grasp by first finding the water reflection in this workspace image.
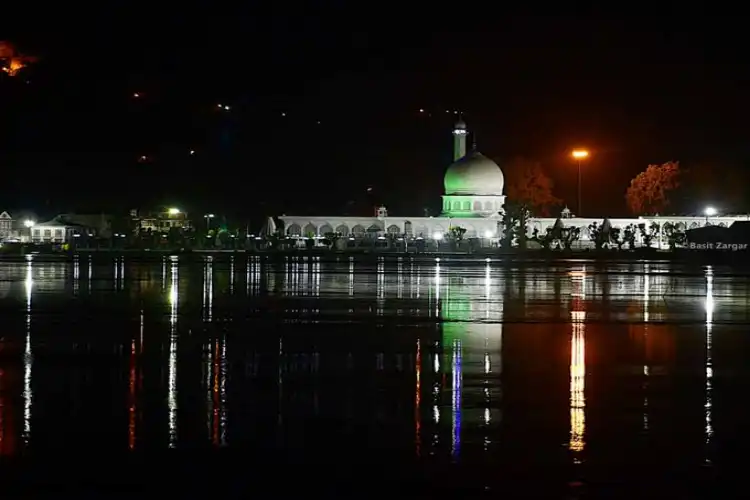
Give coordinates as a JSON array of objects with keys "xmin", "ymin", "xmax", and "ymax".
[
  {"xmin": 705, "ymin": 266, "xmax": 713, "ymax": 461},
  {"xmin": 73, "ymin": 255, "xmax": 80, "ymax": 295},
  {"xmin": 203, "ymin": 258, "xmax": 213, "ymax": 322},
  {"xmin": 114, "ymin": 256, "xmax": 125, "ymax": 291},
  {"xmin": 246, "ymin": 256, "xmax": 260, "ymax": 295},
  {"xmin": 168, "ymin": 258, "xmax": 179, "ymax": 448},
  {"xmin": 0, "ymin": 257, "xmax": 744, "ymax": 471},
  {"xmin": 129, "ymin": 310, "xmax": 144, "ymax": 450},
  {"xmin": 229, "ymin": 256, "xmax": 235, "ymax": 295},
  {"xmin": 451, "ymin": 336, "xmax": 462, "ymax": 459},
  {"xmin": 569, "ymin": 271, "xmax": 586, "ymax": 458},
  {"xmin": 23, "ymin": 259, "xmax": 33, "ymax": 445},
  {"xmin": 415, "ymin": 339, "xmax": 421, "ymax": 456},
  {"xmin": 569, "ymin": 312, "xmax": 586, "ymax": 455},
  {"xmin": 205, "ymin": 337, "xmax": 227, "ymax": 446}
]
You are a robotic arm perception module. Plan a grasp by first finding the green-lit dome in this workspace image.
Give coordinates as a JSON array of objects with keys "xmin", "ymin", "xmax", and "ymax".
[{"xmin": 444, "ymin": 152, "xmax": 505, "ymax": 196}]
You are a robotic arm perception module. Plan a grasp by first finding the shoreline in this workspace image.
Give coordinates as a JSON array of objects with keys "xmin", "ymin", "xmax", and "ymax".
[{"xmin": 0, "ymin": 247, "xmax": 747, "ymax": 264}]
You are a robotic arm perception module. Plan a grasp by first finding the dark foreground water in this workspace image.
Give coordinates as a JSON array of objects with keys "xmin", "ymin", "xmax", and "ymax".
[{"xmin": 0, "ymin": 255, "xmax": 747, "ymax": 496}]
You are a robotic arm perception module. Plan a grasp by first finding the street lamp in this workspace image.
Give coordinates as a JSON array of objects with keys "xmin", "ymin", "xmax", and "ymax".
[
  {"xmin": 571, "ymin": 149, "xmax": 589, "ymax": 217},
  {"xmin": 204, "ymin": 213, "xmax": 215, "ymax": 231}
]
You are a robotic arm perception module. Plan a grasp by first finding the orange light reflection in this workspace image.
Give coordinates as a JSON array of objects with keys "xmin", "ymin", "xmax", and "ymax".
[{"xmin": 569, "ymin": 311, "xmax": 586, "ymax": 454}]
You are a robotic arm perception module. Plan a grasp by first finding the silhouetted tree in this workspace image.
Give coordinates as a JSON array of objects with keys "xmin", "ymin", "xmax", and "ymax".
[
  {"xmin": 638, "ymin": 222, "xmax": 660, "ymax": 249},
  {"xmin": 662, "ymin": 222, "xmax": 687, "ymax": 250},
  {"xmin": 505, "ymin": 157, "xmax": 562, "ymax": 216},
  {"xmin": 625, "ymin": 161, "xmax": 681, "ymax": 215},
  {"xmin": 500, "ymin": 201, "xmax": 530, "ymax": 249}
]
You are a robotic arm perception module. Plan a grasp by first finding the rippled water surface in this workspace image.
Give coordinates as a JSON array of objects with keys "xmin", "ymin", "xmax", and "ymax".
[{"xmin": 0, "ymin": 255, "xmax": 747, "ymax": 495}]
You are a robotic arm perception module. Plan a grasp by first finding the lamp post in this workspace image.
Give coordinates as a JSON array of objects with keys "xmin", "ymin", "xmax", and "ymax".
[
  {"xmin": 204, "ymin": 213, "xmax": 215, "ymax": 231},
  {"xmin": 572, "ymin": 150, "xmax": 589, "ymax": 217}
]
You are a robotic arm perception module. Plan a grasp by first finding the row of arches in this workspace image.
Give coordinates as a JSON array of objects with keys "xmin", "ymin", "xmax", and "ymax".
[
  {"xmin": 287, "ymin": 222, "xmax": 413, "ymax": 237},
  {"xmin": 284, "ymin": 220, "xmax": 497, "ymax": 239}
]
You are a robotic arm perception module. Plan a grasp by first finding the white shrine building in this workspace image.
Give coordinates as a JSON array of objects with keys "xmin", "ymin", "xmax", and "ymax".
[{"xmin": 279, "ymin": 119, "xmax": 746, "ymax": 245}]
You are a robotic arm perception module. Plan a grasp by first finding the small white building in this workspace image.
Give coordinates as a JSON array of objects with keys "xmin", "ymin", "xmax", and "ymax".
[
  {"xmin": 31, "ymin": 219, "xmax": 86, "ymax": 244},
  {"xmin": 137, "ymin": 208, "xmax": 191, "ymax": 233},
  {"xmin": 0, "ymin": 211, "xmax": 13, "ymax": 240}
]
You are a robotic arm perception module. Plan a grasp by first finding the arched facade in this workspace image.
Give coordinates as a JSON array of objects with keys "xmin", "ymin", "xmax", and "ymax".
[
  {"xmin": 279, "ymin": 212, "xmax": 749, "ymax": 250},
  {"xmin": 276, "ymin": 119, "xmax": 749, "ymax": 247}
]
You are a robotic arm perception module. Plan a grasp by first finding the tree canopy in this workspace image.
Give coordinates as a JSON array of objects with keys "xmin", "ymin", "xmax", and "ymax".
[
  {"xmin": 504, "ymin": 157, "xmax": 561, "ymax": 216},
  {"xmin": 625, "ymin": 161, "xmax": 680, "ymax": 215}
]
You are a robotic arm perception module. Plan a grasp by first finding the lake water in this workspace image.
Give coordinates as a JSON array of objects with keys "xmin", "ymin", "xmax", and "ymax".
[{"xmin": 0, "ymin": 255, "xmax": 747, "ymax": 495}]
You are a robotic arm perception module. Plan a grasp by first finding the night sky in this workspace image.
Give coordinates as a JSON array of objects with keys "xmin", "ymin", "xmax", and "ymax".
[{"xmin": 3, "ymin": 9, "xmax": 750, "ymax": 222}]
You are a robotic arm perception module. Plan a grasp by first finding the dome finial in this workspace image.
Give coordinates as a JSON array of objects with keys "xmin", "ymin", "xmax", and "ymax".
[{"xmin": 452, "ymin": 114, "xmax": 468, "ymax": 161}]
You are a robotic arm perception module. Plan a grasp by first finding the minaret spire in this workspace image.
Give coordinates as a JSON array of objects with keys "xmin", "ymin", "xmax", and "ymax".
[{"xmin": 452, "ymin": 115, "xmax": 467, "ymax": 161}]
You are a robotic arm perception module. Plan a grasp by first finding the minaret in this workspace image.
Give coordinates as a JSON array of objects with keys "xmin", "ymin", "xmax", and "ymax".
[{"xmin": 452, "ymin": 118, "xmax": 468, "ymax": 161}]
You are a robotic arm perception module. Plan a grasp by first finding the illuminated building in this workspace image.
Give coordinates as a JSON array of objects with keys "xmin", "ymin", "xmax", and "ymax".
[
  {"xmin": 135, "ymin": 207, "xmax": 192, "ymax": 234},
  {"xmin": 31, "ymin": 214, "xmax": 112, "ymax": 244},
  {"xmin": 279, "ymin": 120, "xmax": 747, "ymax": 246}
]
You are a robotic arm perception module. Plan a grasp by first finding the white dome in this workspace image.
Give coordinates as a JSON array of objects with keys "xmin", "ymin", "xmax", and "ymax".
[{"xmin": 444, "ymin": 152, "xmax": 505, "ymax": 196}]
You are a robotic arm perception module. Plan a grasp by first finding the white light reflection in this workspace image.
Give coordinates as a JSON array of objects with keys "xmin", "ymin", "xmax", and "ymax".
[
  {"xmin": 119, "ymin": 257, "xmax": 125, "ymax": 290},
  {"xmin": 87, "ymin": 255, "xmax": 93, "ymax": 292},
  {"xmin": 220, "ymin": 337, "xmax": 227, "ymax": 445},
  {"xmin": 73, "ymin": 255, "xmax": 80, "ymax": 295},
  {"xmin": 203, "ymin": 258, "xmax": 214, "ymax": 322},
  {"xmin": 642, "ymin": 266, "xmax": 651, "ymax": 431},
  {"xmin": 167, "ymin": 260, "xmax": 179, "ymax": 448},
  {"xmin": 130, "ymin": 308, "xmax": 144, "ymax": 450},
  {"xmin": 377, "ymin": 259, "xmax": 385, "ymax": 315},
  {"xmin": 432, "ymin": 341, "xmax": 440, "ymax": 450},
  {"xmin": 569, "ymin": 310, "xmax": 586, "ymax": 458},
  {"xmin": 482, "ymin": 324, "xmax": 502, "ymax": 451},
  {"xmin": 704, "ymin": 266, "xmax": 714, "ymax": 460},
  {"xmin": 434, "ymin": 262, "xmax": 441, "ymax": 317},
  {"xmin": 348, "ymin": 260, "xmax": 354, "ymax": 297},
  {"xmin": 229, "ymin": 256, "xmax": 235, "ymax": 295},
  {"xmin": 313, "ymin": 258, "xmax": 321, "ymax": 297},
  {"xmin": 23, "ymin": 260, "xmax": 33, "ymax": 445},
  {"xmin": 247, "ymin": 257, "xmax": 260, "ymax": 296},
  {"xmin": 397, "ymin": 260, "xmax": 404, "ymax": 299},
  {"xmin": 485, "ymin": 263, "xmax": 491, "ymax": 319}
]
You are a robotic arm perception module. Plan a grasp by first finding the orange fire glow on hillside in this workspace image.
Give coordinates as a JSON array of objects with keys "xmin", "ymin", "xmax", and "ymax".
[{"xmin": 0, "ymin": 41, "xmax": 37, "ymax": 76}]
